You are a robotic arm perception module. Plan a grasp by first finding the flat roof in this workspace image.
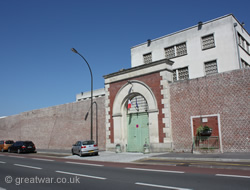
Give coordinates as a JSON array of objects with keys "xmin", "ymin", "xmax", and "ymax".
[{"xmin": 131, "ymin": 14, "xmax": 249, "ymax": 49}]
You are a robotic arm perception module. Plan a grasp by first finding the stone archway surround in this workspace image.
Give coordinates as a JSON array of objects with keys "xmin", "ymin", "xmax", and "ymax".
[
  {"xmin": 111, "ymin": 80, "xmax": 159, "ymax": 152},
  {"xmin": 103, "ymin": 59, "xmax": 174, "ymax": 152}
]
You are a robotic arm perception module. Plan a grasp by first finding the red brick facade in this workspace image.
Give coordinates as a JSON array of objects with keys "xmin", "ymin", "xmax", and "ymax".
[
  {"xmin": 192, "ymin": 116, "xmax": 219, "ymax": 137},
  {"xmin": 170, "ymin": 69, "xmax": 250, "ymax": 152},
  {"xmin": 108, "ymin": 72, "xmax": 165, "ymax": 143}
]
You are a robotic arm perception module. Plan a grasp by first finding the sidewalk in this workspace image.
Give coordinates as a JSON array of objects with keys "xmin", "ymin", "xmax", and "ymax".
[
  {"xmin": 37, "ymin": 149, "xmax": 164, "ymax": 162},
  {"xmin": 37, "ymin": 149, "xmax": 250, "ymax": 163},
  {"xmin": 151, "ymin": 152, "xmax": 250, "ymax": 162}
]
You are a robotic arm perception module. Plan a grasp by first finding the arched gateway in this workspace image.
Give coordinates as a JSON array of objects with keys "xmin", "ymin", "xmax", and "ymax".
[
  {"xmin": 104, "ymin": 59, "xmax": 174, "ymax": 152},
  {"xmin": 111, "ymin": 81, "xmax": 158, "ymax": 152}
]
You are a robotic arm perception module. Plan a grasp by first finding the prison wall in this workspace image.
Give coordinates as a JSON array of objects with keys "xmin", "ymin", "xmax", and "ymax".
[
  {"xmin": 170, "ymin": 68, "xmax": 250, "ymax": 152},
  {"xmin": 0, "ymin": 97, "xmax": 106, "ymax": 150}
]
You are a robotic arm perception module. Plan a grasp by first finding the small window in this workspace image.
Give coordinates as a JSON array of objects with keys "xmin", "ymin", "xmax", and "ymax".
[
  {"xmin": 173, "ymin": 70, "xmax": 177, "ymax": 81},
  {"xmin": 165, "ymin": 46, "xmax": 175, "ymax": 59},
  {"xmin": 173, "ymin": 67, "xmax": 189, "ymax": 81},
  {"xmin": 143, "ymin": 53, "xmax": 152, "ymax": 64},
  {"xmin": 238, "ymin": 33, "xmax": 244, "ymax": 48},
  {"xmin": 242, "ymin": 59, "xmax": 250, "ymax": 68},
  {"xmin": 176, "ymin": 43, "xmax": 187, "ymax": 56},
  {"xmin": 165, "ymin": 42, "xmax": 187, "ymax": 59},
  {"xmin": 238, "ymin": 33, "xmax": 250, "ymax": 54},
  {"xmin": 178, "ymin": 67, "xmax": 189, "ymax": 80},
  {"xmin": 205, "ymin": 60, "xmax": 218, "ymax": 75},
  {"xmin": 202, "ymin": 34, "xmax": 215, "ymax": 50}
]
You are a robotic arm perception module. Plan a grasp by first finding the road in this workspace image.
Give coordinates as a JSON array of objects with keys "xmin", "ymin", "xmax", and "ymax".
[{"xmin": 0, "ymin": 153, "xmax": 250, "ymax": 190}]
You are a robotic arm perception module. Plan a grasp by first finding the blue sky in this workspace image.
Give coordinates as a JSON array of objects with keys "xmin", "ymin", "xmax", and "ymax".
[{"xmin": 0, "ymin": 0, "xmax": 249, "ymax": 116}]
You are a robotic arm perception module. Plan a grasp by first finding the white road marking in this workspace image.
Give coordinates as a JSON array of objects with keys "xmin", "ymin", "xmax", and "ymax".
[
  {"xmin": 32, "ymin": 158, "xmax": 54, "ymax": 162},
  {"xmin": 8, "ymin": 156, "xmax": 25, "ymax": 158},
  {"xmin": 125, "ymin": 167, "xmax": 185, "ymax": 174},
  {"xmin": 14, "ymin": 164, "xmax": 42, "ymax": 170},
  {"xmin": 65, "ymin": 161, "xmax": 103, "ymax": 167},
  {"xmin": 56, "ymin": 170, "xmax": 106, "ymax": 180},
  {"xmin": 0, "ymin": 187, "xmax": 7, "ymax": 190},
  {"xmin": 136, "ymin": 182, "xmax": 193, "ymax": 190},
  {"xmin": 0, "ymin": 161, "xmax": 6, "ymax": 164},
  {"xmin": 216, "ymin": 174, "xmax": 250, "ymax": 179}
]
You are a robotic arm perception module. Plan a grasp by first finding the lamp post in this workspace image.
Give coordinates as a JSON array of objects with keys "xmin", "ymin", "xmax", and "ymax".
[
  {"xmin": 85, "ymin": 101, "xmax": 98, "ymax": 145},
  {"xmin": 71, "ymin": 48, "xmax": 93, "ymax": 140}
]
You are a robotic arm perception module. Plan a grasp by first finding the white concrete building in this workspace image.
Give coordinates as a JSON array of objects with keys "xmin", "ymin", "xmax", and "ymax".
[
  {"xmin": 131, "ymin": 14, "xmax": 250, "ymax": 81},
  {"xmin": 76, "ymin": 88, "xmax": 105, "ymax": 101}
]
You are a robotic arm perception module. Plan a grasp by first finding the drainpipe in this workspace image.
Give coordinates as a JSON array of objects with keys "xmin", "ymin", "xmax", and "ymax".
[{"xmin": 233, "ymin": 23, "xmax": 242, "ymax": 69}]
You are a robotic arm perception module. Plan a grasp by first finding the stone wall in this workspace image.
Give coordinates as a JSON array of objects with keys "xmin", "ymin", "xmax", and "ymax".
[
  {"xmin": 0, "ymin": 97, "xmax": 106, "ymax": 150},
  {"xmin": 170, "ymin": 69, "xmax": 250, "ymax": 152}
]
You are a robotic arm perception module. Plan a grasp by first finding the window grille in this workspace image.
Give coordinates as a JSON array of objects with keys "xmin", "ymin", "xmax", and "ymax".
[
  {"xmin": 173, "ymin": 70, "xmax": 177, "ymax": 82},
  {"xmin": 165, "ymin": 42, "xmax": 187, "ymax": 59},
  {"xmin": 242, "ymin": 59, "xmax": 250, "ymax": 68},
  {"xmin": 238, "ymin": 33, "xmax": 250, "ymax": 53},
  {"xmin": 143, "ymin": 53, "xmax": 152, "ymax": 64},
  {"xmin": 165, "ymin": 46, "xmax": 175, "ymax": 59},
  {"xmin": 178, "ymin": 67, "xmax": 189, "ymax": 80},
  {"xmin": 128, "ymin": 95, "xmax": 148, "ymax": 113},
  {"xmin": 176, "ymin": 43, "xmax": 187, "ymax": 56},
  {"xmin": 202, "ymin": 34, "xmax": 215, "ymax": 50},
  {"xmin": 205, "ymin": 60, "xmax": 218, "ymax": 75},
  {"xmin": 173, "ymin": 67, "xmax": 189, "ymax": 81}
]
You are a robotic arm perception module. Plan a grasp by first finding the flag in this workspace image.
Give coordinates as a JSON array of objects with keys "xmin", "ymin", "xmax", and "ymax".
[{"xmin": 128, "ymin": 99, "xmax": 132, "ymax": 109}]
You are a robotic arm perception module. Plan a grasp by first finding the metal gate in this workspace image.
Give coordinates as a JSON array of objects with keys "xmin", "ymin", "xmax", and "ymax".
[{"xmin": 127, "ymin": 112, "xmax": 149, "ymax": 152}]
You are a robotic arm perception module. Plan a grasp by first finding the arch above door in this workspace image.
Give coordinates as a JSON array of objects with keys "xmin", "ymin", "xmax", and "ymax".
[{"xmin": 111, "ymin": 80, "xmax": 160, "ymax": 152}]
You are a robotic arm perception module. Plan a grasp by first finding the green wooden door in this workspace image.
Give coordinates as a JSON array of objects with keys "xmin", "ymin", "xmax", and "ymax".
[{"xmin": 127, "ymin": 113, "xmax": 149, "ymax": 152}]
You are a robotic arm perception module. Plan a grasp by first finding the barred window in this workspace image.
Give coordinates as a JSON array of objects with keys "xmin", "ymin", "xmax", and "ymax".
[
  {"xmin": 238, "ymin": 33, "xmax": 250, "ymax": 53},
  {"xmin": 143, "ymin": 53, "xmax": 152, "ymax": 64},
  {"xmin": 173, "ymin": 67, "xmax": 189, "ymax": 81},
  {"xmin": 165, "ymin": 42, "xmax": 187, "ymax": 59},
  {"xmin": 176, "ymin": 43, "xmax": 187, "ymax": 56},
  {"xmin": 128, "ymin": 95, "xmax": 148, "ymax": 114},
  {"xmin": 205, "ymin": 60, "xmax": 218, "ymax": 75},
  {"xmin": 242, "ymin": 59, "xmax": 250, "ymax": 68},
  {"xmin": 173, "ymin": 70, "xmax": 177, "ymax": 82},
  {"xmin": 202, "ymin": 34, "xmax": 215, "ymax": 50},
  {"xmin": 165, "ymin": 46, "xmax": 175, "ymax": 59},
  {"xmin": 178, "ymin": 67, "xmax": 189, "ymax": 80},
  {"xmin": 238, "ymin": 33, "xmax": 244, "ymax": 48}
]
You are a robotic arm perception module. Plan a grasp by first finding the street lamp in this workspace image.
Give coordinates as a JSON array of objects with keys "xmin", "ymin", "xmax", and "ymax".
[
  {"xmin": 71, "ymin": 48, "xmax": 93, "ymax": 140},
  {"xmin": 85, "ymin": 101, "xmax": 98, "ymax": 145}
]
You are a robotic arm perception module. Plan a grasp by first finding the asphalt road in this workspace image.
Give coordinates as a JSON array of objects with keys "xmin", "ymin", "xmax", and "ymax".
[{"xmin": 0, "ymin": 153, "xmax": 250, "ymax": 190}]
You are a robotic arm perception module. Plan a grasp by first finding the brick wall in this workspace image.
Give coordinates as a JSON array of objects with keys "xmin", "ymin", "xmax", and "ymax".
[
  {"xmin": 170, "ymin": 69, "xmax": 250, "ymax": 152},
  {"xmin": 108, "ymin": 72, "xmax": 165, "ymax": 143},
  {"xmin": 0, "ymin": 97, "xmax": 106, "ymax": 150}
]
